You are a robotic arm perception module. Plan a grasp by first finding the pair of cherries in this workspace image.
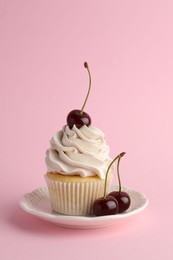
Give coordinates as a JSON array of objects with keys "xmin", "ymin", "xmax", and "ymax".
[
  {"xmin": 66, "ymin": 62, "xmax": 130, "ymax": 216},
  {"xmin": 93, "ymin": 152, "xmax": 131, "ymax": 216}
]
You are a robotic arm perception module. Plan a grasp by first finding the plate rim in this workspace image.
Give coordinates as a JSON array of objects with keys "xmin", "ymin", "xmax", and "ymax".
[{"xmin": 19, "ymin": 186, "xmax": 149, "ymax": 222}]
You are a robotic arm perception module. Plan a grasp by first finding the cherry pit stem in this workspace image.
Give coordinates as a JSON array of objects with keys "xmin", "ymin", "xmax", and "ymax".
[
  {"xmin": 104, "ymin": 152, "xmax": 126, "ymax": 198},
  {"xmin": 80, "ymin": 62, "xmax": 91, "ymax": 115}
]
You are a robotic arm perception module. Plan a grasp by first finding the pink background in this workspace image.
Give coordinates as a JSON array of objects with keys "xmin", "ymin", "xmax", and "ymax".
[{"xmin": 1, "ymin": 0, "xmax": 173, "ymax": 259}]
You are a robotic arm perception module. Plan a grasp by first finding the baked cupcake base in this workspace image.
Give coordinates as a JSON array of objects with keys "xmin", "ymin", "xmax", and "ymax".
[{"xmin": 45, "ymin": 172, "xmax": 112, "ymax": 216}]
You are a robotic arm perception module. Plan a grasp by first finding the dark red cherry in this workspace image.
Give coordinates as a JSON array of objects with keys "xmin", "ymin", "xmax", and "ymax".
[
  {"xmin": 93, "ymin": 196, "xmax": 119, "ymax": 216},
  {"xmin": 107, "ymin": 153, "xmax": 131, "ymax": 213},
  {"xmin": 67, "ymin": 109, "xmax": 91, "ymax": 129},
  {"xmin": 67, "ymin": 62, "xmax": 92, "ymax": 129},
  {"xmin": 108, "ymin": 191, "xmax": 131, "ymax": 213}
]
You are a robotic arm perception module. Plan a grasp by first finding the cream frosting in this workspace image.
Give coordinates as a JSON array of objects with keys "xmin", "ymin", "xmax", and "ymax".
[{"xmin": 45, "ymin": 125, "xmax": 112, "ymax": 179}]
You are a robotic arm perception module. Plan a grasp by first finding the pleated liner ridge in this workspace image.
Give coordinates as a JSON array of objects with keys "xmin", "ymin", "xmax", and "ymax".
[{"xmin": 45, "ymin": 175, "xmax": 109, "ymax": 216}]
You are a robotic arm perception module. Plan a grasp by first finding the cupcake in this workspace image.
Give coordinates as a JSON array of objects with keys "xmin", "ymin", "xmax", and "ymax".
[
  {"xmin": 45, "ymin": 62, "xmax": 113, "ymax": 216},
  {"xmin": 45, "ymin": 125, "xmax": 113, "ymax": 215}
]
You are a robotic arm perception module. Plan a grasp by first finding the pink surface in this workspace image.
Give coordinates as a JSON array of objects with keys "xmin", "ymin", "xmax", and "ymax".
[{"xmin": 0, "ymin": 0, "xmax": 173, "ymax": 259}]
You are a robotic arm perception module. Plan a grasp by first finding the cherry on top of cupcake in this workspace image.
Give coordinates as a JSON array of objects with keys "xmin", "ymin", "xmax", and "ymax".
[{"xmin": 67, "ymin": 62, "xmax": 92, "ymax": 129}]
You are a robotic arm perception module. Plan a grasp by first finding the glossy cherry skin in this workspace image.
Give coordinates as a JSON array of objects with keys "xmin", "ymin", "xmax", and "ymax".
[
  {"xmin": 67, "ymin": 109, "xmax": 91, "ymax": 129},
  {"xmin": 93, "ymin": 196, "xmax": 119, "ymax": 216},
  {"xmin": 108, "ymin": 191, "xmax": 131, "ymax": 213}
]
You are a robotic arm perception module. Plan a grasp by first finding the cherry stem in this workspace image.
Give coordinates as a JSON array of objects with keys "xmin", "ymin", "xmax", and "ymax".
[
  {"xmin": 80, "ymin": 62, "xmax": 91, "ymax": 115},
  {"xmin": 104, "ymin": 152, "xmax": 126, "ymax": 198},
  {"xmin": 117, "ymin": 154, "xmax": 124, "ymax": 193}
]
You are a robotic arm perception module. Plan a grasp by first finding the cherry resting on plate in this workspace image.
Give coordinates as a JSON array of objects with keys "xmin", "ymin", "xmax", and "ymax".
[
  {"xmin": 108, "ymin": 191, "xmax": 130, "ymax": 213},
  {"xmin": 93, "ymin": 152, "xmax": 125, "ymax": 216},
  {"xmin": 108, "ymin": 153, "xmax": 131, "ymax": 213},
  {"xmin": 67, "ymin": 62, "xmax": 91, "ymax": 129},
  {"xmin": 92, "ymin": 196, "xmax": 119, "ymax": 216}
]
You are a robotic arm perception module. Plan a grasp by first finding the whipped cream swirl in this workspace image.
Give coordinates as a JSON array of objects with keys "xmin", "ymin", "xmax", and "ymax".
[{"xmin": 45, "ymin": 125, "xmax": 112, "ymax": 179}]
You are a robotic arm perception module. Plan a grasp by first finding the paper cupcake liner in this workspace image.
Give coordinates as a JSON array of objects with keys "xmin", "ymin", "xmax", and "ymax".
[{"xmin": 45, "ymin": 175, "xmax": 111, "ymax": 216}]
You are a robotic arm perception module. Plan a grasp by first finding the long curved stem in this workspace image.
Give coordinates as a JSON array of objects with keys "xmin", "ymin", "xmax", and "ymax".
[
  {"xmin": 117, "ymin": 155, "xmax": 122, "ymax": 193},
  {"xmin": 80, "ymin": 62, "xmax": 91, "ymax": 115},
  {"xmin": 104, "ymin": 152, "xmax": 125, "ymax": 198}
]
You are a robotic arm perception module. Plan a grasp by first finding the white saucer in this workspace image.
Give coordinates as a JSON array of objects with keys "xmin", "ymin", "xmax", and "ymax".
[{"xmin": 19, "ymin": 186, "xmax": 148, "ymax": 229}]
